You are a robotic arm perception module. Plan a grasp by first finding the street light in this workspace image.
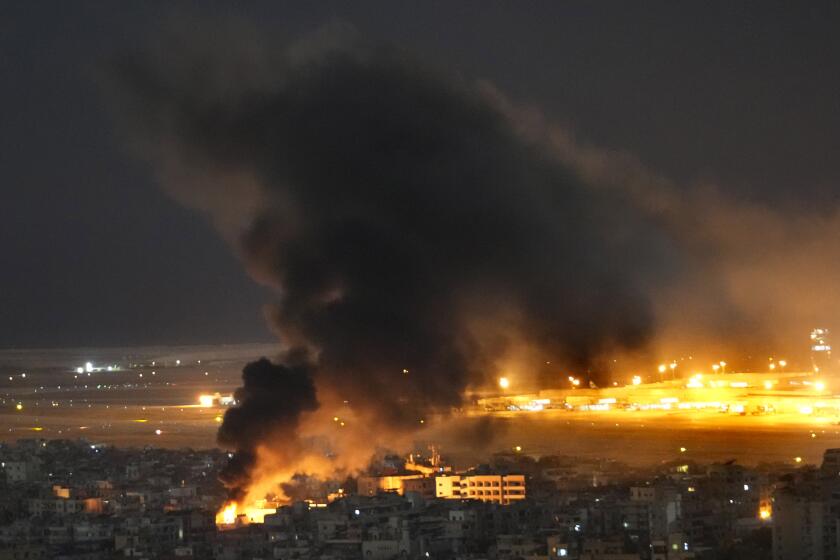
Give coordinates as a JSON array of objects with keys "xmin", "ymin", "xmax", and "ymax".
[{"xmin": 498, "ymin": 377, "xmax": 510, "ymax": 390}]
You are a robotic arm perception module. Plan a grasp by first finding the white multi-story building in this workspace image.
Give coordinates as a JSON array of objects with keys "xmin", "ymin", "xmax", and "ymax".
[{"xmin": 435, "ymin": 474, "xmax": 526, "ymax": 504}]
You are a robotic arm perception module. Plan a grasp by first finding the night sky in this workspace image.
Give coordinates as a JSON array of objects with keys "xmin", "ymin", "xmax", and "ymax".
[{"xmin": 2, "ymin": 1, "xmax": 839, "ymax": 348}]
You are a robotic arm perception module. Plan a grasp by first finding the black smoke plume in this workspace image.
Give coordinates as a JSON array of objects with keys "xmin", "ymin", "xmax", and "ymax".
[
  {"xmin": 217, "ymin": 357, "xmax": 317, "ymax": 498},
  {"xmin": 108, "ymin": 24, "xmax": 670, "ymax": 493}
]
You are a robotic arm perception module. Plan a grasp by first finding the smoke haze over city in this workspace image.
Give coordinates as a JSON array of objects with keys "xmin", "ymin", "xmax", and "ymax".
[
  {"xmin": 3, "ymin": 5, "xmax": 840, "ymax": 559},
  {"xmin": 100, "ymin": 19, "xmax": 840, "ymax": 500}
]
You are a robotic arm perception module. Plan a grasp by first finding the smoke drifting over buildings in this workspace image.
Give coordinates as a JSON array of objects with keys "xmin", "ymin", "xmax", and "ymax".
[
  {"xmin": 109, "ymin": 24, "xmax": 670, "ymax": 494},
  {"xmin": 216, "ymin": 357, "xmax": 317, "ymax": 498},
  {"xmin": 107, "ymin": 23, "xmax": 837, "ymax": 497}
]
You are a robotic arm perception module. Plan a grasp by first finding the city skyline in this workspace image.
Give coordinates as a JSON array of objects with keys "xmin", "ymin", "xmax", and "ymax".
[{"xmin": 4, "ymin": 4, "xmax": 840, "ymax": 559}]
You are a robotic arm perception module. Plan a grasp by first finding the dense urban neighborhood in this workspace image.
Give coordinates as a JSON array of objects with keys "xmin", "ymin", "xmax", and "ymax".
[{"xmin": 2, "ymin": 438, "xmax": 836, "ymax": 559}]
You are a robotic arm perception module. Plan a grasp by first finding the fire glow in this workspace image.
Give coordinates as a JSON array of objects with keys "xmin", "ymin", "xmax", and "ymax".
[
  {"xmin": 215, "ymin": 500, "xmax": 277, "ymax": 529},
  {"xmin": 217, "ymin": 502, "xmax": 238, "ymax": 526}
]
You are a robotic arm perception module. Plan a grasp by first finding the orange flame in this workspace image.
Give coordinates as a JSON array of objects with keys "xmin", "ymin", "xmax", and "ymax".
[
  {"xmin": 216, "ymin": 501, "xmax": 239, "ymax": 527},
  {"xmin": 215, "ymin": 499, "xmax": 277, "ymax": 528},
  {"xmin": 759, "ymin": 504, "xmax": 772, "ymax": 520}
]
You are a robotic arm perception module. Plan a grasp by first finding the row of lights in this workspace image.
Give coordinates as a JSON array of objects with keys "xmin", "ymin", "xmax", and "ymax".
[{"xmin": 498, "ymin": 357, "xmax": 800, "ymax": 392}]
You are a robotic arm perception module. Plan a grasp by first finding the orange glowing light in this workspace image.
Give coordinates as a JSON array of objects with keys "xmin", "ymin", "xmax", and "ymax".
[
  {"xmin": 217, "ymin": 502, "xmax": 238, "ymax": 526},
  {"xmin": 759, "ymin": 506, "xmax": 772, "ymax": 520},
  {"xmin": 198, "ymin": 394, "xmax": 215, "ymax": 407},
  {"xmin": 216, "ymin": 500, "xmax": 276, "ymax": 528}
]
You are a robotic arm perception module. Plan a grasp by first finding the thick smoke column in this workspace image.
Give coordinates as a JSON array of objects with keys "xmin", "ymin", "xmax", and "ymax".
[
  {"xmin": 109, "ymin": 25, "xmax": 668, "ymax": 495},
  {"xmin": 217, "ymin": 357, "xmax": 317, "ymax": 498}
]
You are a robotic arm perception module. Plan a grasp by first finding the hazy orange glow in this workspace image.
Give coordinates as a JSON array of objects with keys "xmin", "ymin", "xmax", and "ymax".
[
  {"xmin": 198, "ymin": 394, "xmax": 215, "ymax": 407},
  {"xmin": 215, "ymin": 497, "xmax": 278, "ymax": 528},
  {"xmin": 211, "ymin": 401, "xmax": 420, "ymax": 529}
]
